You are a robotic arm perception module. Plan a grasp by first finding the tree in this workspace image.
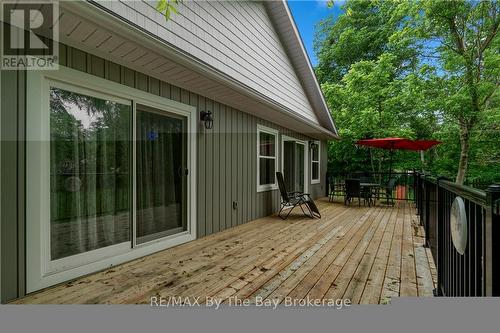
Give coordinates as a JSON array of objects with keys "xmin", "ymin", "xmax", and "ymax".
[
  {"xmin": 321, "ymin": 52, "xmax": 436, "ymax": 175},
  {"xmin": 315, "ymin": 0, "xmax": 420, "ymax": 83},
  {"xmin": 317, "ymin": 1, "xmax": 434, "ymax": 175},
  {"xmin": 420, "ymin": 0, "xmax": 499, "ymax": 184},
  {"xmin": 315, "ymin": 0, "xmax": 499, "ymax": 185}
]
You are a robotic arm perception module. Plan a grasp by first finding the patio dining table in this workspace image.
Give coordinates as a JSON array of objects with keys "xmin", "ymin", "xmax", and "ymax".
[
  {"xmin": 360, "ymin": 182, "xmax": 382, "ymax": 206},
  {"xmin": 360, "ymin": 182, "xmax": 381, "ymax": 188}
]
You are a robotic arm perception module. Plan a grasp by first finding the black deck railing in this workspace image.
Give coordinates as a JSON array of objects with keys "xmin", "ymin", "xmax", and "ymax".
[
  {"xmin": 328, "ymin": 171, "xmax": 417, "ymax": 201},
  {"xmin": 415, "ymin": 173, "xmax": 500, "ymax": 296}
]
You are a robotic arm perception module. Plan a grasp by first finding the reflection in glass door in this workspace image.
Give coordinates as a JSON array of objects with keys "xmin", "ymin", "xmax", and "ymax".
[
  {"xmin": 49, "ymin": 87, "xmax": 131, "ymax": 261},
  {"xmin": 283, "ymin": 139, "xmax": 306, "ymax": 193},
  {"xmin": 294, "ymin": 143, "xmax": 305, "ymax": 192},
  {"xmin": 136, "ymin": 107, "xmax": 188, "ymax": 244}
]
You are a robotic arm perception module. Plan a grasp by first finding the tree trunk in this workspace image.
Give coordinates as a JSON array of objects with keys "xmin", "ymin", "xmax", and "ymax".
[
  {"xmin": 455, "ymin": 59, "xmax": 479, "ymax": 185},
  {"xmin": 456, "ymin": 125, "xmax": 470, "ymax": 185}
]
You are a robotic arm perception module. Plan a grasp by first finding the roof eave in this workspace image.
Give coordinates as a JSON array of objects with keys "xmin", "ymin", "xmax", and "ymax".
[{"xmin": 62, "ymin": 1, "xmax": 339, "ymax": 140}]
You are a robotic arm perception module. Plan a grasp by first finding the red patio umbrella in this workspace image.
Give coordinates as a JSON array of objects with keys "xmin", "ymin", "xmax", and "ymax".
[
  {"xmin": 355, "ymin": 137, "xmax": 441, "ymax": 175},
  {"xmin": 356, "ymin": 137, "xmax": 441, "ymax": 151}
]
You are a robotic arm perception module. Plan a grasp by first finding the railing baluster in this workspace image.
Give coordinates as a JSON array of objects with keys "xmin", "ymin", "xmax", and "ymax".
[{"xmin": 485, "ymin": 185, "xmax": 500, "ymax": 296}]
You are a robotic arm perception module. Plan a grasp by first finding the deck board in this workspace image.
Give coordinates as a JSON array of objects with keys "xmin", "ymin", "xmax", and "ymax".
[
  {"xmin": 324, "ymin": 206, "xmax": 388, "ymax": 301},
  {"xmin": 400, "ymin": 203, "xmax": 419, "ymax": 296},
  {"xmin": 13, "ymin": 198, "xmax": 435, "ymax": 304},
  {"xmin": 359, "ymin": 206, "xmax": 398, "ymax": 303},
  {"xmin": 380, "ymin": 201, "xmax": 405, "ymax": 303}
]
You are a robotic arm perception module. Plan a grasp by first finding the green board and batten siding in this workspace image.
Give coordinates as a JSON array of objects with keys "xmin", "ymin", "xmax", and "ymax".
[
  {"xmin": 0, "ymin": 44, "xmax": 327, "ymax": 302},
  {"xmin": 1, "ymin": 67, "xmax": 27, "ymax": 302}
]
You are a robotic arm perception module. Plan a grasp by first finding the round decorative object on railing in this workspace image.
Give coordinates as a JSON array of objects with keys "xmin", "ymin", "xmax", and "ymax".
[{"xmin": 450, "ymin": 196, "xmax": 467, "ymax": 255}]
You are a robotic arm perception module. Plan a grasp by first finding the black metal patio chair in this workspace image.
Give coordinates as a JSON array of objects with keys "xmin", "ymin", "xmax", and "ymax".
[
  {"xmin": 276, "ymin": 172, "xmax": 321, "ymax": 220},
  {"xmin": 344, "ymin": 178, "xmax": 362, "ymax": 206},
  {"xmin": 344, "ymin": 178, "xmax": 372, "ymax": 207},
  {"xmin": 383, "ymin": 178, "xmax": 397, "ymax": 206},
  {"xmin": 328, "ymin": 176, "xmax": 345, "ymax": 202}
]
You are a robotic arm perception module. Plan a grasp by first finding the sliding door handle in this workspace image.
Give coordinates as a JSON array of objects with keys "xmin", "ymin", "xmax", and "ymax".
[{"xmin": 177, "ymin": 167, "xmax": 189, "ymax": 177}]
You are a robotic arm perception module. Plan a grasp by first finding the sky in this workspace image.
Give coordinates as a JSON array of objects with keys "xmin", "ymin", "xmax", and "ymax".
[{"xmin": 287, "ymin": 1, "xmax": 344, "ymax": 66}]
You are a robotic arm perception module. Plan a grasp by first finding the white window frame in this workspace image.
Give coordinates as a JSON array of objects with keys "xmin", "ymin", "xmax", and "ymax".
[
  {"xmin": 311, "ymin": 140, "xmax": 321, "ymax": 184},
  {"xmin": 257, "ymin": 124, "xmax": 279, "ymax": 192},
  {"xmin": 26, "ymin": 66, "xmax": 197, "ymax": 292}
]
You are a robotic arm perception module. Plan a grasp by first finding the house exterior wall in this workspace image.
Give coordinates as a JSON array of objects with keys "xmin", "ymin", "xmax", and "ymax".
[
  {"xmin": 311, "ymin": 142, "xmax": 328, "ymax": 199},
  {"xmin": 0, "ymin": 43, "xmax": 328, "ymax": 302},
  {"xmin": 93, "ymin": 0, "xmax": 320, "ymax": 126},
  {"xmin": 1, "ymin": 69, "xmax": 26, "ymax": 302}
]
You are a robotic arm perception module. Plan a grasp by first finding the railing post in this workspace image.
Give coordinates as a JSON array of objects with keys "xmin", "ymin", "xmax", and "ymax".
[
  {"xmin": 417, "ymin": 172, "xmax": 423, "ymax": 214},
  {"xmin": 485, "ymin": 184, "xmax": 500, "ymax": 296},
  {"xmin": 423, "ymin": 177, "xmax": 429, "ymax": 247},
  {"xmin": 434, "ymin": 176, "xmax": 449, "ymax": 296},
  {"xmin": 415, "ymin": 171, "xmax": 420, "ymax": 212},
  {"xmin": 418, "ymin": 174, "xmax": 422, "ymax": 218}
]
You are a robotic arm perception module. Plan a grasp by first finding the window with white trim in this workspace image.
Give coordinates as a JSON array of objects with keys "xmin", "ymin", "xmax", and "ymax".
[
  {"xmin": 257, "ymin": 125, "xmax": 278, "ymax": 192},
  {"xmin": 311, "ymin": 141, "xmax": 320, "ymax": 184}
]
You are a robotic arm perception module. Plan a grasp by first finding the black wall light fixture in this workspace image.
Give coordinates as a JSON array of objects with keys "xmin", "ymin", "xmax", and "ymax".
[
  {"xmin": 309, "ymin": 141, "xmax": 316, "ymax": 150},
  {"xmin": 200, "ymin": 110, "xmax": 214, "ymax": 129}
]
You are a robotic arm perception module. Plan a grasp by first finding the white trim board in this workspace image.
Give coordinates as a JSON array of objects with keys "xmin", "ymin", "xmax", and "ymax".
[
  {"xmin": 26, "ymin": 66, "xmax": 197, "ymax": 292},
  {"xmin": 311, "ymin": 140, "xmax": 321, "ymax": 185},
  {"xmin": 256, "ymin": 124, "xmax": 279, "ymax": 192}
]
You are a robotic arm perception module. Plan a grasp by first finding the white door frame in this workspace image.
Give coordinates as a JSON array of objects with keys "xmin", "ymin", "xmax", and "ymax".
[
  {"xmin": 26, "ymin": 66, "xmax": 197, "ymax": 292},
  {"xmin": 281, "ymin": 135, "xmax": 309, "ymax": 195}
]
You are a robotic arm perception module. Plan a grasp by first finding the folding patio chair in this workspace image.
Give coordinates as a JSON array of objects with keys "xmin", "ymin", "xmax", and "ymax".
[{"xmin": 276, "ymin": 172, "xmax": 321, "ymax": 220}]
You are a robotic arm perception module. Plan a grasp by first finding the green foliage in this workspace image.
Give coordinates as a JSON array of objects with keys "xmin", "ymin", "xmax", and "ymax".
[
  {"xmin": 316, "ymin": 0, "xmax": 499, "ymax": 185},
  {"xmin": 431, "ymin": 99, "xmax": 500, "ymax": 184},
  {"xmin": 156, "ymin": 0, "xmax": 181, "ymax": 21},
  {"xmin": 315, "ymin": 0, "xmax": 420, "ymax": 83}
]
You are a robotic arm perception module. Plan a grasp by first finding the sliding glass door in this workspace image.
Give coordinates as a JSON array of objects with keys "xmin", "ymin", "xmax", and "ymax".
[
  {"xmin": 27, "ymin": 68, "xmax": 196, "ymax": 292},
  {"xmin": 135, "ymin": 107, "xmax": 188, "ymax": 244},
  {"xmin": 282, "ymin": 137, "xmax": 307, "ymax": 194},
  {"xmin": 294, "ymin": 143, "xmax": 305, "ymax": 192},
  {"xmin": 49, "ymin": 94, "xmax": 190, "ymax": 253}
]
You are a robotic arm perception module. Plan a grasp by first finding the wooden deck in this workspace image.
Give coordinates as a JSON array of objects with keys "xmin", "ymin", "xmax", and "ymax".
[{"xmin": 14, "ymin": 198, "xmax": 436, "ymax": 304}]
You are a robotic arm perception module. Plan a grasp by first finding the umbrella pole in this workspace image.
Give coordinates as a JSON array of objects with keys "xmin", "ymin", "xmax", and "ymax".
[{"xmin": 389, "ymin": 149, "xmax": 393, "ymax": 179}]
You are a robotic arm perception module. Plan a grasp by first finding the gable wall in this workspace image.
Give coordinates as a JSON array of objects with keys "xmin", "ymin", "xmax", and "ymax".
[{"xmin": 94, "ymin": 0, "xmax": 320, "ymax": 125}]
